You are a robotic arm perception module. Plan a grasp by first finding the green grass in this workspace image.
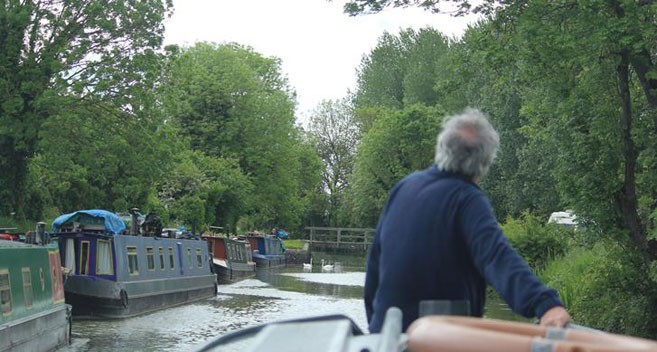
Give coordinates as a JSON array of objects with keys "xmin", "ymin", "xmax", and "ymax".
[{"xmin": 283, "ymin": 239, "xmax": 305, "ymax": 250}]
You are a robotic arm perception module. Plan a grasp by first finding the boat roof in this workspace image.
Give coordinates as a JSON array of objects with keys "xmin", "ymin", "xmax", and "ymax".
[
  {"xmin": 548, "ymin": 210, "xmax": 577, "ymax": 225},
  {"xmin": 0, "ymin": 240, "xmax": 52, "ymax": 249},
  {"xmin": 52, "ymin": 209, "xmax": 126, "ymax": 234}
]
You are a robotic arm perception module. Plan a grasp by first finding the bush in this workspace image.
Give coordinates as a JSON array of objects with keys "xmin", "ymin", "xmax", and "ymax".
[
  {"xmin": 501, "ymin": 212, "xmax": 572, "ymax": 271},
  {"xmin": 540, "ymin": 243, "xmax": 657, "ymax": 338}
]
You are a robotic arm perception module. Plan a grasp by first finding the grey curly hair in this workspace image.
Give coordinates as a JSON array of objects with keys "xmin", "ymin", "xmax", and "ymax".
[{"xmin": 434, "ymin": 108, "xmax": 499, "ymax": 179}]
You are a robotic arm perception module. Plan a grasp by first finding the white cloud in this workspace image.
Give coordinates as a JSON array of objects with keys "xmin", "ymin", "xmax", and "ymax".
[{"xmin": 163, "ymin": 0, "xmax": 477, "ymax": 124}]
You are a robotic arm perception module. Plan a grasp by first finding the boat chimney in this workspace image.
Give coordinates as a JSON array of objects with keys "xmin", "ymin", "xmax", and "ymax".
[
  {"xmin": 36, "ymin": 222, "xmax": 46, "ymax": 244},
  {"xmin": 130, "ymin": 208, "xmax": 140, "ymax": 235}
]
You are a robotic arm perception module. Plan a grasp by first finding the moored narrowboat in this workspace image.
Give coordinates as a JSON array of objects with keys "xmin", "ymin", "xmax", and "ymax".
[
  {"xmin": 53, "ymin": 210, "xmax": 216, "ymax": 318},
  {"xmin": 203, "ymin": 230, "xmax": 256, "ymax": 284},
  {"xmin": 244, "ymin": 235, "xmax": 286, "ymax": 268},
  {"xmin": 0, "ymin": 231, "xmax": 71, "ymax": 352}
]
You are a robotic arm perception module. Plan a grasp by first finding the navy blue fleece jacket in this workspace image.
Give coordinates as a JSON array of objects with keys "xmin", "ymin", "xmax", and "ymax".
[{"xmin": 364, "ymin": 166, "xmax": 563, "ymax": 333}]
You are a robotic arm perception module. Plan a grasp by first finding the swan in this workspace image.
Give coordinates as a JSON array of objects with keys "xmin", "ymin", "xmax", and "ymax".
[
  {"xmin": 321, "ymin": 259, "xmax": 334, "ymax": 272},
  {"xmin": 302, "ymin": 258, "xmax": 313, "ymax": 270}
]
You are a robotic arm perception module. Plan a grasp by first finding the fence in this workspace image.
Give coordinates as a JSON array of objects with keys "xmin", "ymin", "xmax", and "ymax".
[{"xmin": 305, "ymin": 227, "xmax": 376, "ymax": 251}]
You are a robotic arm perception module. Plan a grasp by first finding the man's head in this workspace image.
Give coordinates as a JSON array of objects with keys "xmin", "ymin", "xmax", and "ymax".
[{"xmin": 434, "ymin": 108, "xmax": 499, "ymax": 181}]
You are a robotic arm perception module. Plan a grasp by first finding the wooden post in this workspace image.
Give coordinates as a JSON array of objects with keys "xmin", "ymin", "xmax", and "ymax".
[
  {"xmin": 310, "ymin": 227, "xmax": 314, "ymax": 252},
  {"xmin": 337, "ymin": 228, "xmax": 341, "ymax": 249}
]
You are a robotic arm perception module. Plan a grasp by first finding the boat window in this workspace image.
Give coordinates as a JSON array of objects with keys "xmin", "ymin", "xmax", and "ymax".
[
  {"xmin": 79, "ymin": 241, "xmax": 90, "ymax": 275},
  {"xmin": 22, "ymin": 268, "xmax": 33, "ymax": 309},
  {"xmin": 0, "ymin": 270, "xmax": 11, "ymax": 316},
  {"xmin": 39, "ymin": 268, "xmax": 45, "ymax": 291},
  {"xmin": 196, "ymin": 248, "xmax": 203, "ymax": 268},
  {"xmin": 186, "ymin": 248, "xmax": 192, "ymax": 268},
  {"xmin": 147, "ymin": 247, "xmax": 155, "ymax": 271},
  {"xmin": 159, "ymin": 247, "xmax": 165, "ymax": 270},
  {"xmin": 96, "ymin": 240, "xmax": 114, "ymax": 275},
  {"xmin": 227, "ymin": 242, "xmax": 234, "ymax": 261},
  {"xmin": 65, "ymin": 238, "xmax": 75, "ymax": 271},
  {"xmin": 127, "ymin": 246, "xmax": 139, "ymax": 275},
  {"xmin": 168, "ymin": 247, "xmax": 175, "ymax": 270}
]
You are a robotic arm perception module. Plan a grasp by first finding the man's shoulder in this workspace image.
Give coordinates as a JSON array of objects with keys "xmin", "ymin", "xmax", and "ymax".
[
  {"xmin": 402, "ymin": 167, "xmax": 481, "ymax": 190},
  {"xmin": 390, "ymin": 168, "xmax": 485, "ymax": 208}
]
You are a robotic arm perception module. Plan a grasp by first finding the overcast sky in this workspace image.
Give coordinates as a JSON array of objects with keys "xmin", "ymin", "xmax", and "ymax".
[{"xmin": 163, "ymin": 0, "xmax": 477, "ymax": 125}]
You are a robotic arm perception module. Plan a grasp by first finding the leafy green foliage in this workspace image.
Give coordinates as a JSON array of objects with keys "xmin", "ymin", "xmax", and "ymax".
[
  {"xmin": 0, "ymin": 0, "xmax": 173, "ymax": 216},
  {"xmin": 162, "ymin": 43, "xmax": 321, "ymax": 231},
  {"xmin": 0, "ymin": 12, "xmax": 322, "ymax": 235},
  {"xmin": 540, "ymin": 243, "xmax": 657, "ymax": 337},
  {"xmin": 501, "ymin": 213, "xmax": 571, "ymax": 271},
  {"xmin": 342, "ymin": 0, "xmax": 474, "ymax": 16},
  {"xmin": 308, "ymin": 99, "xmax": 360, "ymax": 226},
  {"xmin": 29, "ymin": 101, "xmax": 176, "ymax": 218},
  {"xmin": 349, "ymin": 104, "xmax": 444, "ymax": 225},
  {"xmin": 354, "ymin": 28, "xmax": 448, "ymax": 110}
]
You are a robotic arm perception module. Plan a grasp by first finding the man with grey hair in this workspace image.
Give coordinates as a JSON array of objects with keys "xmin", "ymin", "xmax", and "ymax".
[{"xmin": 364, "ymin": 108, "xmax": 570, "ymax": 333}]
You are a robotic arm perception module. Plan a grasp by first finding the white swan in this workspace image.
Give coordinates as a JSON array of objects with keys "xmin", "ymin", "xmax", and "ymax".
[
  {"xmin": 321, "ymin": 259, "xmax": 334, "ymax": 272},
  {"xmin": 302, "ymin": 258, "xmax": 313, "ymax": 270}
]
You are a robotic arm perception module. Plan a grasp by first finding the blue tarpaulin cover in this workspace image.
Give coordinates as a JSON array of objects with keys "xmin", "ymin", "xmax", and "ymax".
[
  {"xmin": 52, "ymin": 210, "xmax": 126, "ymax": 234},
  {"xmin": 275, "ymin": 230, "xmax": 289, "ymax": 239}
]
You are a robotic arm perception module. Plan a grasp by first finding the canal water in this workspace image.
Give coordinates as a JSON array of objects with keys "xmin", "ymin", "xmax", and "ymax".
[{"xmin": 60, "ymin": 251, "xmax": 523, "ymax": 352}]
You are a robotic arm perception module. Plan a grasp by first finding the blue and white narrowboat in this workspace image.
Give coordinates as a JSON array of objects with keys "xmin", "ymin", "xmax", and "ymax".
[
  {"xmin": 245, "ymin": 235, "xmax": 286, "ymax": 268},
  {"xmin": 53, "ymin": 210, "xmax": 216, "ymax": 318}
]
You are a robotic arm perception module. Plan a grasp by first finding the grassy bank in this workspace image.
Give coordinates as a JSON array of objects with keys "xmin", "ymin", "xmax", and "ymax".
[{"xmin": 284, "ymin": 239, "xmax": 305, "ymax": 250}]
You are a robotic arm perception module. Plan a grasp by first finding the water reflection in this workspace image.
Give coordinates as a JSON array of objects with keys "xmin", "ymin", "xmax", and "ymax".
[{"xmin": 255, "ymin": 268, "xmax": 364, "ymax": 299}]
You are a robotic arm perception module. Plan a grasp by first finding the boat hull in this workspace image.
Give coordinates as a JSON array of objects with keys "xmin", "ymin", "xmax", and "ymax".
[
  {"xmin": 213, "ymin": 261, "xmax": 256, "ymax": 284},
  {"xmin": 64, "ymin": 275, "xmax": 216, "ymax": 319},
  {"xmin": 0, "ymin": 305, "xmax": 71, "ymax": 352},
  {"xmin": 253, "ymin": 254, "xmax": 286, "ymax": 268}
]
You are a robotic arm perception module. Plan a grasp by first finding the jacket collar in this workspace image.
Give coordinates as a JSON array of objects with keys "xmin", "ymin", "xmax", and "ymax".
[{"xmin": 428, "ymin": 165, "xmax": 480, "ymax": 189}]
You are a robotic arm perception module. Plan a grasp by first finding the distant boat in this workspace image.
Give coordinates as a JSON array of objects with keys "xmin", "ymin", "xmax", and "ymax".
[
  {"xmin": 202, "ymin": 232, "xmax": 256, "ymax": 284},
  {"xmin": 53, "ymin": 209, "xmax": 217, "ymax": 318},
  {"xmin": 0, "ymin": 227, "xmax": 71, "ymax": 351},
  {"xmin": 244, "ymin": 235, "xmax": 286, "ymax": 268},
  {"xmin": 548, "ymin": 210, "xmax": 578, "ymax": 229}
]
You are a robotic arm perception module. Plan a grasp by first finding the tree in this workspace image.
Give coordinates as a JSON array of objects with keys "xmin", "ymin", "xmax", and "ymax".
[
  {"xmin": 342, "ymin": 0, "xmax": 525, "ymax": 16},
  {"xmin": 162, "ymin": 43, "xmax": 316, "ymax": 230},
  {"xmin": 354, "ymin": 28, "xmax": 449, "ymax": 111},
  {"xmin": 0, "ymin": 0, "xmax": 173, "ymax": 217},
  {"xmin": 343, "ymin": 0, "xmax": 487, "ymax": 16},
  {"xmin": 350, "ymin": 104, "xmax": 444, "ymax": 226},
  {"xmin": 30, "ymin": 101, "xmax": 176, "ymax": 218},
  {"xmin": 293, "ymin": 130, "xmax": 325, "ymax": 231},
  {"xmin": 156, "ymin": 150, "xmax": 253, "ymax": 233},
  {"xmin": 308, "ymin": 99, "xmax": 360, "ymax": 226},
  {"xmin": 432, "ymin": 23, "xmax": 562, "ymax": 220},
  {"xmin": 496, "ymin": 0, "xmax": 657, "ymax": 260}
]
